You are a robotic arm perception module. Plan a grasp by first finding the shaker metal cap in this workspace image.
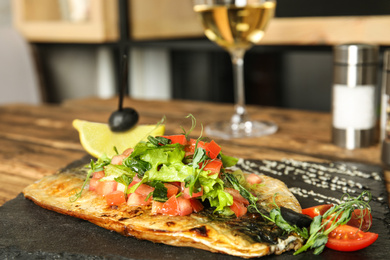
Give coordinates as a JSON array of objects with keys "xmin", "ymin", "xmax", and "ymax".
[{"xmin": 333, "ymin": 43, "xmax": 379, "ymax": 65}]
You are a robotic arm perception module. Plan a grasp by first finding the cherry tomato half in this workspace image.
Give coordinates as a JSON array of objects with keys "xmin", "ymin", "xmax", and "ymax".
[
  {"xmin": 326, "ymin": 224, "xmax": 378, "ymax": 252},
  {"xmin": 301, "ymin": 204, "xmax": 333, "ymax": 219},
  {"xmin": 302, "ymin": 205, "xmax": 373, "ymax": 231}
]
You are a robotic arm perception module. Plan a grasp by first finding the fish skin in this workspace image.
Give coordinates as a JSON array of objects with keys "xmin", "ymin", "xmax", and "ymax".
[{"xmin": 23, "ymin": 165, "xmax": 304, "ymax": 258}]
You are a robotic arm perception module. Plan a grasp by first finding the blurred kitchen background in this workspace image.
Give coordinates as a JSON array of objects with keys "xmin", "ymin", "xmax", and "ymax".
[{"xmin": 1, "ymin": 0, "xmax": 390, "ymax": 111}]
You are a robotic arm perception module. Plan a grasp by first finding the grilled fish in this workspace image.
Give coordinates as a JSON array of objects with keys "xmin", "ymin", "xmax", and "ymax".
[{"xmin": 23, "ymin": 163, "xmax": 303, "ymax": 258}]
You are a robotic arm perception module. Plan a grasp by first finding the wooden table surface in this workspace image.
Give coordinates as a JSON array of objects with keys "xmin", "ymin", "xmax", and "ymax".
[{"xmin": 0, "ymin": 97, "xmax": 388, "ymax": 206}]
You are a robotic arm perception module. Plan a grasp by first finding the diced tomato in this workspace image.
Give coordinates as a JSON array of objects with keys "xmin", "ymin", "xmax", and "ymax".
[
  {"xmin": 189, "ymin": 199, "xmax": 204, "ymax": 213},
  {"xmin": 326, "ymin": 224, "xmax": 378, "ymax": 252},
  {"xmin": 89, "ymin": 178, "xmax": 100, "ymax": 191},
  {"xmin": 185, "ymin": 139, "xmax": 206, "ymax": 153},
  {"xmin": 95, "ymin": 181, "xmax": 117, "ymax": 196},
  {"xmin": 134, "ymin": 184, "xmax": 155, "ymax": 196},
  {"xmin": 203, "ymin": 160, "xmax": 222, "ymax": 174},
  {"xmin": 161, "ymin": 195, "xmax": 180, "ymax": 216},
  {"xmin": 246, "ymin": 173, "xmax": 262, "ymax": 185},
  {"xmin": 164, "ymin": 183, "xmax": 179, "ymax": 197},
  {"xmin": 224, "ymin": 188, "xmax": 249, "ymax": 205},
  {"xmin": 177, "ymin": 196, "xmax": 193, "ymax": 216},
  {"xmin": 105, "ymin": 190, "xmax": 126, "ymax": 206},
  {"xmin": 185, "ymin": 151, "xmax": 194, "ymax": 157},
  {"xmin": 301, "ymin": 204, "xmax": 334, "ymax": 219},
  {"xmin": 169, "ymin": 182, "xmax": 181, "ymax": 188},
  {"xmin": 93, "ymin": 170, "xmax": 105, "ymax": 179},
  {"xmin": 162, "ymin": 135, "xmax": 187, "ymax": 145},
  {"xmin": 127, "ymin": 193, "xmax": 151, "ymax": 206},
  {"xmin": 204, "ymin": 140, "xmax": 221, "ymax": 159},
  {"xmin": 122, "ymin": 148, "xmax": 134, "ymax": 156},
  {"xmin": 230, "ymin": 200, "xmax": 247, "ymax": 218},
  {"xmin": 128, "ymin": 176, "xmax": 142, "ymax": 188},
  {"xmin": 151, "ymin": 201, "xmax": 164, "ymax": 215},
  {"xmin": 111, "ymin": 154, "xmax": 127, "ymax": 165},
  {"xmin": 181, "ymin": 182, "xmax": 203, "ymax": 199}
]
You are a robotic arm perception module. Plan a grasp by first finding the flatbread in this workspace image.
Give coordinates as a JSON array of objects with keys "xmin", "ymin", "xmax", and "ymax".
[{"xmin": 23, "ymin": 162, "xmax": 303, "ymax": 259}]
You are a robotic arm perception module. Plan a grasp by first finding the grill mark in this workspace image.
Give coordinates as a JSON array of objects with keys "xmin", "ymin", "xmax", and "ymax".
[
  {"xmin": 166, "ymin": 221, "xmax": 176, "ymax": 227},
  {"xmin": 190, "ymin": 226, "xmax": 208, "ymax": 237}
]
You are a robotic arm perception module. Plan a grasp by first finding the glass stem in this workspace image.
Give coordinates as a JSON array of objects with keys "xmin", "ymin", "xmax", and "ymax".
[{"xmin": 230, "ymin": 49, "xmax": 248, "ymax": 125}]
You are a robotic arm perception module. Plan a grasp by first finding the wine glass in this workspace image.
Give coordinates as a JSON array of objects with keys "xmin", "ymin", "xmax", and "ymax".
[{"xmin": 193, "ymin": 0, "xmax": 277, "ymax": 139}]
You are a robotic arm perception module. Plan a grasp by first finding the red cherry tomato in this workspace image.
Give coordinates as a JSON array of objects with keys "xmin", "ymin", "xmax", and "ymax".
[
  {"xmin": 326, "ymin": 224, "xmax": 378, "ymax": 252},
  {"xmin": 302, "ymin": 205, "xmax": 373, "ymax": 230},
  {"xmin": 301, "ymin": 204, "xmax": 333, "ymax": 218}
]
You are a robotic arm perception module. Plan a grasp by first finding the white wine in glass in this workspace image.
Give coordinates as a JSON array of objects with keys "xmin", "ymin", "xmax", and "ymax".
[{"xmin": 193, "ymin": 0, "xmax": 277, "ymax": 139}]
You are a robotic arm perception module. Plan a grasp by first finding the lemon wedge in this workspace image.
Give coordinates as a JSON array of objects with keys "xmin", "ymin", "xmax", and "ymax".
[{"xmin": 73, "ymin": 119, "xmax": 165, "ymax": 158}]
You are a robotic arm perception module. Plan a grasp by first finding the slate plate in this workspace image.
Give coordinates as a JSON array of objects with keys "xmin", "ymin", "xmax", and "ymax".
[{"xmin": 1, "ymin": 157, "xmax": 389, "ymax": 260}]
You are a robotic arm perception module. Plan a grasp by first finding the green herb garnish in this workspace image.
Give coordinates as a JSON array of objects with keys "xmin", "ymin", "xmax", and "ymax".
[{"xmin": 69, "ymin": 155, "xmax": 111, "ymax": 202}]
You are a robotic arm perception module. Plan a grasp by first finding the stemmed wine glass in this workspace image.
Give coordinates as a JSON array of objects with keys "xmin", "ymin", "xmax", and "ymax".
[{"xmin": 193, "ymin": 0, "xmax": 277, "ymax": 139}]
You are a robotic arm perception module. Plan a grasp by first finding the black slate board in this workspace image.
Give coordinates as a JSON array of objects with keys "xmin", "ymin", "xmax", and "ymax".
[{"xmin": 1, "ymin": 158, "xmax": 390, "ymax": 260}]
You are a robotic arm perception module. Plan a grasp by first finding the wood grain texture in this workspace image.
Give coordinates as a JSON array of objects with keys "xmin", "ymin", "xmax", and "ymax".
[{"xmin": 0, "ymin": 97, "xmax": 388, "ymax": 206}]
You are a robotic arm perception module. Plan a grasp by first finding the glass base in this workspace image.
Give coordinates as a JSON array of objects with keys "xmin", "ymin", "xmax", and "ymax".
[{"xmin": 205, "ymin": 120, "xmax": 278, "ymax": 139}]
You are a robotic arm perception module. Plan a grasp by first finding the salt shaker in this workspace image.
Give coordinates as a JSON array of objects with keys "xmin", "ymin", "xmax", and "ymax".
[
  {"xmin": 332, "ymin": 44, "xmax": 379, "ymax": 149},
  {"xmin": 381, "ymin": 50, "xmax": 390, "ymax": 166}
]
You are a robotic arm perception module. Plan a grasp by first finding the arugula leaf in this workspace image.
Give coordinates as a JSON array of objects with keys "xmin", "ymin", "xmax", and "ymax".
[
  {"xmin": 114, "ymin": 174, "xmax": 133, "ymax": 194},
  {"xmin": 123, "ymin": 157, "xmax": 151, "ymax": 179},
  {"xmin": 148, "ymin": 180, "xmax": 168, "ymax": 202},
  {"xmin": 192, "ymin": 147, "xmax": 207, "ymax": 169},
  {"xmin": 269, "ymin": 207, "xmax": 309, "ymax": 239},
  {"xmin": 69, "ymin": 155, "xmax": 111, "ymax": 202},
  {"xmin": 147, "ymin": 136, "xmax": 171, "ymax": 147},
  {"xmin": 224, "ymin": 171, "xmax": 258, "ymax": 206}
]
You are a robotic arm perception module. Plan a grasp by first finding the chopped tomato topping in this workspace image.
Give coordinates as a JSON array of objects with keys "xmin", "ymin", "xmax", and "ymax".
[
  {"xmin": 128, "ymin": 177, "xmax": 142, "ymax": 188},
  {"xmin": 177, "ymin": 196, "xmax": 193, "ymax": 216},
  {"xmin": 161, "ymin": 195, "xmax": 180, "ymax": 216},
  {"xmin": 326, "ymin": 224, "xmax": 378, "ymax": 252},
  {"xmin": 134, "ymin": 184, "xmax": 155, "ymax": 197},
  {"xmin": 122, "ymin": 148, "xmax": 134, "ymax": 156},
  {"xmin": 189, "ymin": 199, "xmax": 204, "ymax": 213},
  {"xmin": 230, "ymin": 200, "xmax": 247, "ymax": 218},
  {"xmin": 204, "ymin": 140, "xmax": 221, "ymax": 159},
  {"xmin": 185, "ymin": 139, "xmax": 206, "ymax": 153},
  {"xmin": 164, "ymin": 183, "xmax": 179, "ymax": 197},
  {"xmin": 181, "ymin": 182, "xmax": 203, "ymax": 199},
  {"xmin": 246, "ymin": 173, "xmax": 262, "ymax": 185},
  {"xmin": 162, "ymin": 135, "xmax": 187, "ymax": 145},
  {"xmin": 105, "ymin": 191, "xmax": 126, "ymax": 206},
  {"xmin": 92, "ymin": 170, "xmax": 105, "ymax": 179},
  {"xmin": 89, "ymin": 178, "xmax": 100, "ymax": 191},
  {"xmin": 95, "ymin": 181, "xmax": 117, "ymax": 196},
  {"xmin": 203, "ymin": 160, "xmax": 222, "ymax": 174},
  {"xmin": 127, "ymin": 193, "xmax": 151, "ymax": 206},
  {"xmin": 111, "ymin": 154, "xmax": 127, "ymax": 165},
  {"xmin": 224, "ymin": 188, "xmax": 249, "ymax": 205},
  {"xmin": 151, "ymin": 201, "xmax": 164, "ymax": 215}
]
